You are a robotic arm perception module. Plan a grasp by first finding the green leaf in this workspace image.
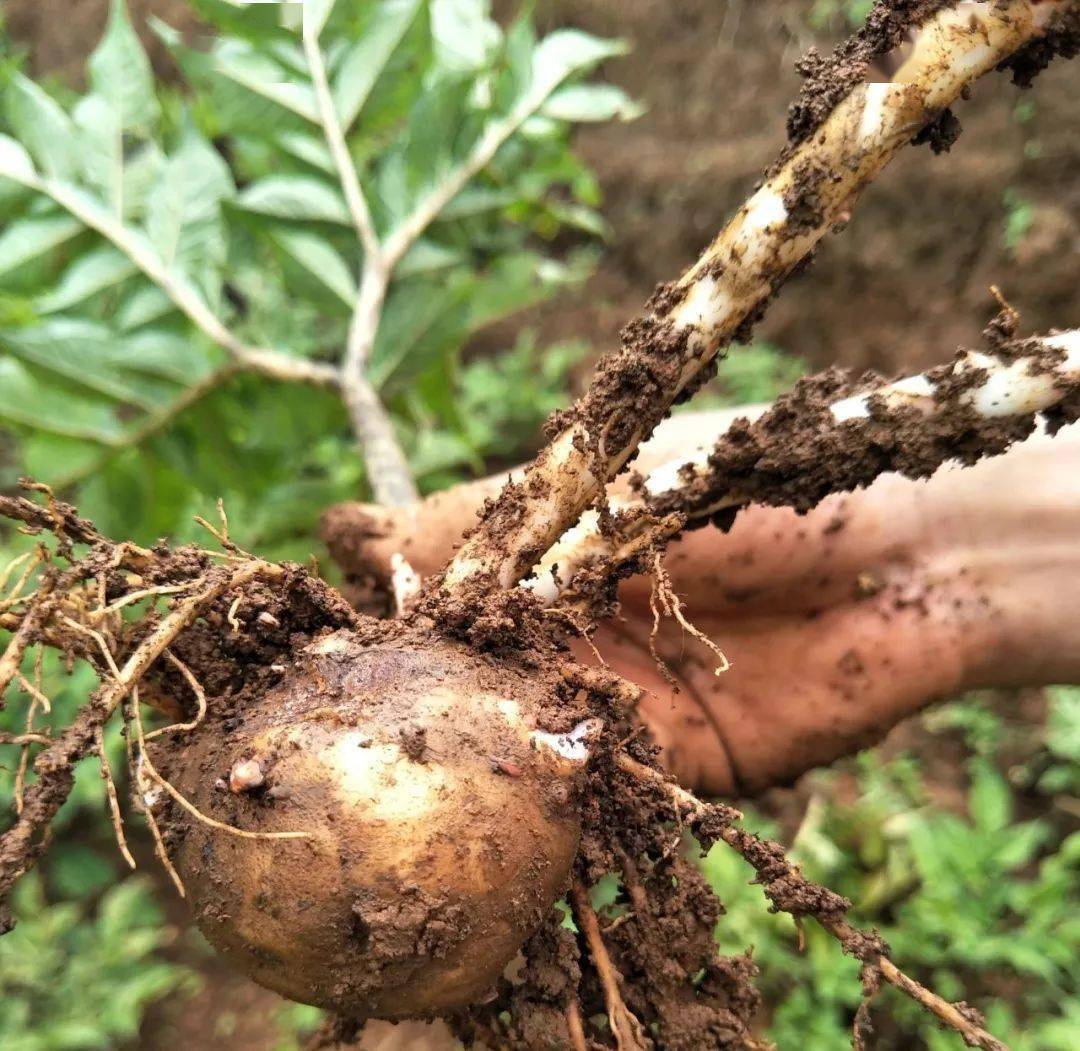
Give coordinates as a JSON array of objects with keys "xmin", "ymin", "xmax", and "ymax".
[
  {"xmin": 396, "ymin": 239, "xmax": 465, "ymax": 277},
  {"xmin": 466, "ymin": 250, "xmax": 593, "ymax": 332},
  {"xmin": 437, "ymin": 185, "xmax": 516, "ymax": 220},
  {"xmin": 37, "ymin": 247, "xmax": 139, "ymax": 314},
  {"xmin": 530, "ymin": 30, "xmax": 629, "ymax": 95},
  {"xmin": 236, "ymin": 175, "xmax": 351, "ymax": 225},
  {"xmin": 116, "ymin": 285, "xmax": 174, "ymax": 330},
  {"xmin": 542, "ymin": 83, "xmax": 643, "ymax": 123},
  {"xmin": 0, "ymin": 215, "xmax": 84, "ymax": 282},
  {"xmin": 2, "ymin": 319, "xmax": 180, "ymax": 408},
  {"xmin": 275, "ymin": 131, "xmax": 335, "ymax": 174},
  {"xmin": 303, "ymin": 0, "xmax": 338, "ymax": 38},
  {"xmin": 0, "ymin": 357, "xmax": 122, "ymax": 442},
  {"xmin": 73, "ymin": 94, "xmax": 124, "ymax": 215},
  {"xmin": 369, "ymin": 275, "xmax": 471, "ymax": 390},
  {"xmin": 185, "ymin": 0, "xmax": 287, "ymax": 40},
  {"xmin": 333, "ymin": 0, "xmax": 424, "ymax": 130},
  {"xmin": 431, "ymin": 0, "xmax": 501, "ymax": 73},
  {"xmin": 4, "ymin": 73, "xmax": 81, "ymax": 181},
  {"xmin": 269, "ymin": 229, "xmax": 356, "ymax": 307},
  {"xmin": 400, "ymin": 74, "xmax": 474, "ymax": 197},
  {"xmin": 0, "ymin": 133, "xmax": 37, "ymax": 183},
  {"xmin": 207, "ymin": 38, "xmax": 319, "ymax": 123},
  {"xmin": 1047, "ymin": 686, "xmax": 1080, "ymax": 762},
  {"xmin": 968, "ymin": 759, "xmax": 1012, "ymax": 834},
  {"xmin": 145, "ymin": 126, "xmax": 233, "ymax": 298},
  {"xmin": 88, "ymin": 0, "xmax": 160, "ymax": 133}
]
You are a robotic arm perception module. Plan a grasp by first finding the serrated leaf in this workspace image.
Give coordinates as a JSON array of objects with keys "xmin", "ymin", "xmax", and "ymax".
[
  {"xmin": 401, "ymin": 74, "xmax": 475, "ymax": 196},
  {"xmin": 542, "ymin": 83, "xmax": 643, "ymax": 123},
  {"xmin": 236, "ymin": 175, "xmax": 351, "ymax": 225},
  {"xmin": 37, "ymin": 247, "xmax": 139, "ymax": 314},
  {"xmin": 333, "ymin": 0, "xmax": 424, "ymax": 130},
  {"xmin": 89, "ymin": 0, "xmax": 160, "ymax": 133},
  {"xmin": 119, "ymin": 141, "xmax": 166, "ymax": 221},
  {"xmin": 275, "ymin": 131, "xmax": 335, "ymax": 174},
  {"xmin": 437, "ymin": 185, "xmax": 515, "ymax": 220},
  {"xmin": 396, "ymin": 239, "xmax": 465, "ymax": 277},
  {"xmin": 2, "ymin": 319, "xmax": 180, "ymax": 408},
  {"xmin": 5, "ymin": 73, "xmax": 81, "ymax": 181},
  {"xmin": 466, "ymin": 250, "xmax": 593, "ymax": 332},
  {"xmin": 369, "ymin": 276, "xmax": 471, "ymax": 390},
  {"xmin": 121, "ymin": 327, "xmax": 222, "ymax": 381},
  {"xmin": 208, "ymin": 38, "xmax": 319, "ymax": 123},
  {"xmin": 185, "ymin": 0, "xmax": 287, "ymax": 40},
  {"xmin": 0, "ymin": 214, "xmax": 84, "ymax": 282},
  {"xmin": 0, "ymin": 133, "xmax": 37, "ymax": 183},
  {"xmin": 116, "ymin": 285, "xmax": 176, "ymax": 330},
  {"xmin": 73, "ymin": 94, "xmax": 124, "ymax": 215},
  {"xmin": 0, "ymin": 357, "xmax": 122, "ymax": 442},
  {"xmin": 269, "ymin": 228, "xmax": 356, "ymax": 307}
]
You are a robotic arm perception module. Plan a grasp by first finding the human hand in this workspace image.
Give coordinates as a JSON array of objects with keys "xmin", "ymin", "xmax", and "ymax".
[{"xmin": 324, "ymin": 411, "xmax": 1080, "ymax": 796}]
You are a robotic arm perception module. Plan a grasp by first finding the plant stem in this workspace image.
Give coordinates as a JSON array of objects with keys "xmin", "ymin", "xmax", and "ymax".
[
  {"xmin": 301, "ymin": 25, "xmax": 380, "ymax": 265},
  {"xmin": 443, "ymin": 0, "xmax": 1074, "ymax": 596},
  {"xmin": 302, "ymin": 20, "xmax": 418, "ymax": 507},
  {"xmin": 12, "ymin": 174, "xmax": 340, "ymax": 389},
  {"xmin": 524, "ymin": 327, "xmax": 1080, "ymax": 602}
]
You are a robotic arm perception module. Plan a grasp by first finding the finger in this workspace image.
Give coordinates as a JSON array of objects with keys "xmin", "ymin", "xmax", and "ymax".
[
  {"xmin": 322, "ymin": 408, "xmax": 759, "ymax": 582},
  {"xmin": 322, "ymin": 473, "xmax": 510, "ymax": 583},
  {"xmin": 577, "ymin": 552, "xmax": 979, "ymax": 797}
]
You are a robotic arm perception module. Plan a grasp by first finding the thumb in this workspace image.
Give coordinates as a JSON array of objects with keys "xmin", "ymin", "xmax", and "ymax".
[{"xmin": 321, "ymin": 473, "xmax": 512, "ymax": 586}]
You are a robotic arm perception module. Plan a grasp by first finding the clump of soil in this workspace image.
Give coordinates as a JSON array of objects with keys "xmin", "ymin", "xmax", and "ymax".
[{"xmin": 642, "ymin": 319, "xmax": 1080, "ymax": 519}]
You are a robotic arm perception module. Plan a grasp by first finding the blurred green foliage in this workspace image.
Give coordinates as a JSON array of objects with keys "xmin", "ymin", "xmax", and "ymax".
[
  {"xmin": 0, "ymin": 0, "xmax": 635, "ymax": 562},
  {"xmin": 809, "ymin": 0, "xmax": 876, "ymax": 31},
  {"xmin": 0, "ymin": 876, "xmax": 196, "ymax": 1050},
  {"xmin": 698, "ymin": 688, "xmax": 1080, "ymax": 1049}
]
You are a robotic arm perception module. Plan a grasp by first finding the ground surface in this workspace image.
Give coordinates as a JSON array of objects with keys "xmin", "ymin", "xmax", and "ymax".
[{"xmin": 5, "ymin": 1, "xmax": 1078, "ymax": 1049}]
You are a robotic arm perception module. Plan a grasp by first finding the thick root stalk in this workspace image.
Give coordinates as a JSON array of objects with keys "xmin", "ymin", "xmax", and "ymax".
[
  {"xmin": 523, "ymin": 327, "xmax": 1080, "ymax": 604},
  {"xmin": 443, "ymin": 0, "xmax": 1073, "ymax": 597}
]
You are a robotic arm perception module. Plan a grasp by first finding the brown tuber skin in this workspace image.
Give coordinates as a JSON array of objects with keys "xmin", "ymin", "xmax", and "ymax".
[{"xmin": 157, "ymin": 630, "xmax": 582, "ymax": 1018}]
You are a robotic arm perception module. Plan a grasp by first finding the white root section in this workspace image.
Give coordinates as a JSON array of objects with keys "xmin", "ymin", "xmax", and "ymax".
[
  {"xmin": 521, "ymin": 329, "xmax": 1080, "ymax": 598},
  {"xmin": 389, "ymin": 552, "xmax": 421, "ymax": 615},
  {"xmin": 445, "ymin": 0, "xmax": 1071, "ymax": 596},
  {"xmin": 829, "ymin": 330, "xmax": 1080, "ymax": 423}
]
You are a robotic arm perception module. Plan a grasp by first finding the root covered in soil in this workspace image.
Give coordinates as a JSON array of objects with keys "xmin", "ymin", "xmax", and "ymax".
[
  {"xmin": 441, "ymin": 0, "xmax": 1078, "ymax": 598},
  {"xmin": 0, "ymin": 486, "xmax": 1011, "ymax": 1048}
]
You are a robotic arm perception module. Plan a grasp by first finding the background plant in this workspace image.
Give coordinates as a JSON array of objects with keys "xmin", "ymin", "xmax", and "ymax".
[{"xmin": 0, "ymin": 0, "xmax": 638, "ymax": 557}]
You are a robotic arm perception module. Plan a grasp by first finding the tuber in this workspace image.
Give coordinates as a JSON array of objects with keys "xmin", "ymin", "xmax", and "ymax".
[{"xmin": 156, "ymin": 629, "xmax": 583, "ymax": 1017}]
